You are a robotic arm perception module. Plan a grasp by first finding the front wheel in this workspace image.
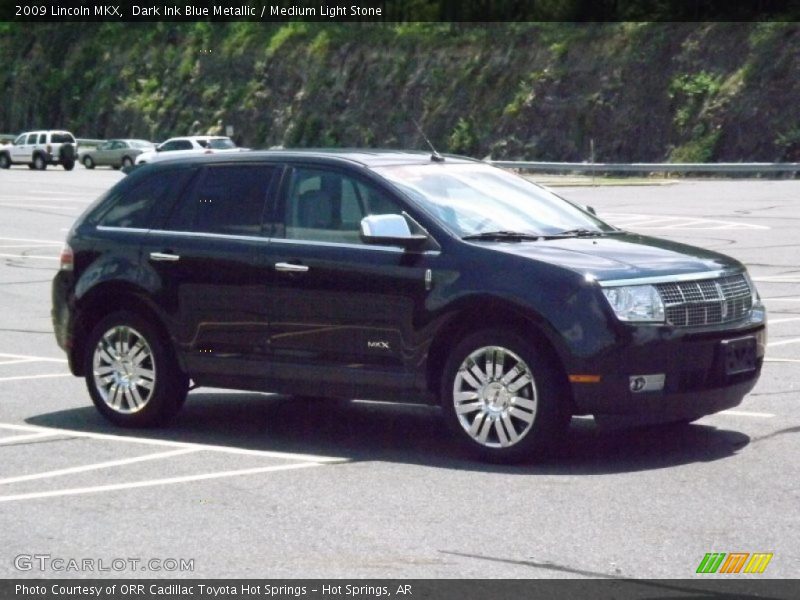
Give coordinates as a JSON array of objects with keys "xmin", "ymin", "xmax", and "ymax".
[
  {"xmin": 441, "ymin": 329, "xmax": 570, "ymax": 463},
  {"xmin": 121, "ymin": 156, "xmax": 134, "ymax": 168},
  {"xmin": 84, "ymin": 311, "xmax": 188, "ymax": 427}
]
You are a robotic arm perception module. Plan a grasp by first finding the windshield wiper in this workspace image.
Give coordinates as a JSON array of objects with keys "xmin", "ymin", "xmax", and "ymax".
[
  {"xmin": 462, "ymin": 230, "xmax": 543, "ymax": 242},
  {"xmin": 553, "ymin": 228, "xmax": 605, "ymax": 237}
]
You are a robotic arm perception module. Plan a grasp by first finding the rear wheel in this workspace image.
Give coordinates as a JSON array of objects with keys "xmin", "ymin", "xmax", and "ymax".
[
  {"xmin": 84, "ymin": 311, "xmax": 188, "ymax": 427},
  {"xmin": 121, "ymin": 156, "xmax": 134, "ymax": 168},
  {"xmin": 33, "ymin": 154, "xmax": 46, "ymax": 170},
  {"xmin": 441, "ymin": 329, "xmax": 570, "ymax": 463},
  {"xmin": 82, "ymin": 156, "xmax": 95, "ymax": 169}
]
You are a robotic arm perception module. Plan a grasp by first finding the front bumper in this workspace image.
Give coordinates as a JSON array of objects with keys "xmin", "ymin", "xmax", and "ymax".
[{"xmin": 570, "ymin": 319, "xmax": 766, "ymax": 422}]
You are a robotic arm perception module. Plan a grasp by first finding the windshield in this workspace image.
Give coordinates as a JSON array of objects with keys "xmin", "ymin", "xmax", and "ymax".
[
  {"xmin": 372, "ymin": 162, "xmax": 615, "ymax": 237},
  {"xmin": 206, "ymin": 138, "xmax": 236, "ymax": 149}
]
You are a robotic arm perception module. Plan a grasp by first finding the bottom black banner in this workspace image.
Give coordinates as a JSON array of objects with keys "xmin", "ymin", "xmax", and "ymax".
[{"xmin": 3, "ymin": 579, "xmax": 800, "ymax": 600}]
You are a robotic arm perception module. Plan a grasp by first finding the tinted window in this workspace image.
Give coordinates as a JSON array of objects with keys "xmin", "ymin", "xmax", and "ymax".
[
  {"xmin": 14, "ymin": 135, "xmax": 24, "ymax": 145},
  {"xmin": 282, "ymin": 168, "xmax": 404, "ymax": 244},
  {"xmin": 51, "ymin": 133, "xmax": 74, "ymax": 144},
  {"xmin": 167, "ymin": 165, "xmax": 275, "ymax": 236},
  {"xmin": 161, "ymin": 140, "xmax": 193, "ymax": 151},
  {"xmin": 96, "ymin": 169, "xmax": 195, "ymax": 229},
  {"xmin": 38, "ymin": 134, "xmax": 46, "ymax": 144},
  {"xmin": 26, "ymin": 134, "xmax": 37, "ymax": 144},
  {"xmin": 207, "ymin": 138, "xmax": 236, "ymax": 149}
]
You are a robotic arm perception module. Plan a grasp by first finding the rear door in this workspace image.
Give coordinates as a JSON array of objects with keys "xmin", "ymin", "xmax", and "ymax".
[{"xmin": 142, "ymin": 162, "xmax": 279, "ymax": 381}]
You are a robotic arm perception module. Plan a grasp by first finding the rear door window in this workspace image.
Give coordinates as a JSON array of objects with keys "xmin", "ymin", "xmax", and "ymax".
[
  {"xmin": 166, "ymin": 164, "xmax": 276, "ymax": 237},
  {"xmin": 96, "ymin": 169, "xmax": 195, "ymax": 229}
]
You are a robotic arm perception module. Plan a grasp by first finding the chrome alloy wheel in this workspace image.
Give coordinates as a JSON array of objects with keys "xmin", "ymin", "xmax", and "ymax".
[
  {"xmin": 92, "ymin": 326, "xmax": 156, "ymax": 414},
  {"xmin": 452, "ymin": 346, "xmax": 538, "ymax": 448}
]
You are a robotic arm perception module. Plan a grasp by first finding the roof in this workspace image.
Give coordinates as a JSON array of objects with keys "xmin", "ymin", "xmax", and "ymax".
[{"xmin": 140, "ymin": 148, "xmax": 480, "ymax": 169}]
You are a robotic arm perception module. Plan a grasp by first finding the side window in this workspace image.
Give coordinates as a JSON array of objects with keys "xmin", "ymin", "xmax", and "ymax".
[
  {"xmin": 283, "ymin": 168, "xmax": 404, "ymax": 244},
  {"xmin": 160, "ymin": 140, "xmax": 191, "ymax": 152},
  {"xmin": 26, "ymin": 134, "xmax": 37, "ymax": 144},
  {"xmin": 166, "ymin": 165, "xmax": 275, "ymax": 236},
  {"xmin": 14, "ymin": 135, "xmax": 24, "ymax": 145},
  {"xmin": 98, "ymin": 175, "xmax": 168, "ymax": 229},
  {"xmin": 38, "ymin": 134, "xmax": 46, "ymax": 144}
]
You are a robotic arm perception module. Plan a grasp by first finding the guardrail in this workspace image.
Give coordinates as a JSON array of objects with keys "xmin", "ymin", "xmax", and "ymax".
[{"xmin": 490, "ymin": 160, "xmax": 800, "ymax": 174}]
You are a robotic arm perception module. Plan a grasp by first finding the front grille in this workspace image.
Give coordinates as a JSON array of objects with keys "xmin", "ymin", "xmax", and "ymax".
[{"xmin": 656, "ymin": 274, "xmax": 753, "ymax": 327}]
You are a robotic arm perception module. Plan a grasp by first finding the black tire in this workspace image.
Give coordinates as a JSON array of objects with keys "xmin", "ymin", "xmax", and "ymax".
[
  {"xmin": 63, "ymin": 160, "xmax": 75, "ymax": 171},
  {"xmin": 121, "ymin": 156, "xmax": 134, "ymax": 168},
  {"xmin": 441, "ymin": 328, "xmax": 570, "ymax": 463},
  {"xmin": 83, "ymin": 311, "xmax": 188, "ymax": 427},
  {"xmin": 82, "ymin": 156, "xmax": 95, "ymax": 169},
  {"xmin": 0, "ymin": 153, "xmax": 9, "ymax": 169},
  {"xmin": 33, "ymin": 154, "xmax": 47, "ymax": 170}
]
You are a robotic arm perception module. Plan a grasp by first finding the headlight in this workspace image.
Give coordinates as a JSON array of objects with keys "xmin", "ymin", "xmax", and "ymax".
[{"xmin": 602, "ymin": 285, "xmax": 665, "ymax": 323}]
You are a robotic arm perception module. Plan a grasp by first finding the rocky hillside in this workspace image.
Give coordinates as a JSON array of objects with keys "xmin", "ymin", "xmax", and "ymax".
[{"xmin": 2, "ymin": 21, "xmax": 800, "ymax": 162}]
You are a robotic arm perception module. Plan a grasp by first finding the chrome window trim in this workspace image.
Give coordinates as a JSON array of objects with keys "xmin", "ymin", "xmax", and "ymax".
[
  {"xmin": 96, "ymin": 226, "xmax": 151, "ymax": 234},
  {"xmin": 269, "ymin": 237, "xmax": 441, "ymax": 255},
  {"xmin": 597, "ymin": 270, "xmax": 739, "ymax": 288},
  {"xmin": 97, "ymin": 226, "xmax": 270, "ymax": 243},
  {"xmin": 96, "ymin": 226, "xmax": 440, "ymax": 254}
]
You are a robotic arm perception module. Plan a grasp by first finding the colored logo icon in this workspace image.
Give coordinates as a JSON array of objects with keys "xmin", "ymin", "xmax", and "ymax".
[{"xmin": 696, "ymin": 552, "xmax": 773, "ymax": 574}]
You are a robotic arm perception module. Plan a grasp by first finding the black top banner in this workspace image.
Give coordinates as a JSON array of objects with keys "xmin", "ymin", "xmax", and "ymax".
[{"xmin": 4, "ymin": 0, "xmax": 800, "ymax": 22}]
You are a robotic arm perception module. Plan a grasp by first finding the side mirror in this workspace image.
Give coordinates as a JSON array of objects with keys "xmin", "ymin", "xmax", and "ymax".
[
  {"xmin": 360, "ymin": 214, "xmax": 428, "ymax": 249},
  {"xmin": 155, "ymin": 145, "xmax": 163, "ymax": 152},
  {"xmin": 585, "ymin": 205, "xmax": 597, "ymax": 215}
]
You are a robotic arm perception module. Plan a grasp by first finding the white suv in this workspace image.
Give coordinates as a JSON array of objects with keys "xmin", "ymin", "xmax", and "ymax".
[
  {"xmin": 134, "ymin": 136, "xmax": 243, "ymax": 165},
  {"xmin": 0, "ymin": 130, "xmax": 78, "ymax": 170}
]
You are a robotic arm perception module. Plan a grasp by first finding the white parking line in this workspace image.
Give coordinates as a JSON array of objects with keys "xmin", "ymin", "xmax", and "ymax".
[
  {"xmin": 768, "ymin": 317, "xmax": 800, "ymax": 324},
  {"xmin": 0, "ymin": 203, "xmax": 78, "ymax": 211},
  {"xmin": 0, "ymin": 448, "xmax": 198, "ymax": 486},
  {"xmin": 603, "ymin": 213, "xmax": 769, "ymax": 230},
  {"xmin": 0, "ymin": 244, "xmax": 64, "ymax": 249},
  {"xmin": 0, "ymin": 359, "xmax": 39, "ymax": 366},
  {"xmin": 718, "ymin": 410, "xmax": 775, "ymax": 418},
  {"xmin": 763, "ymin": 298, "xmax": 800, "ymax": 302},
  {"xmin": 0, "ymin": 432, "xmax": 58, "ymax": 444},
  {"xmin": 0, "ymin": 423, "xmax": 347, "ymax": 463},
  {"xmin": 0, "ymin": 252, "xmax": 59, "ymax": 261},
  {"xmin": 0, "ymin": 462, "xmax": 324, "ymax": 503},
  {"xmin": 753, "ymin": 276, "xmax": 800, "ymax": 283},
  {"xmin": 0, "ymin": 353, "xmax": 67, "ymax": 363},
  {"xmin": 0, "ymin": 236, "xmax": 63, "ymax": 244},
  {"xmin": 767, "ymin": 337, "xmax": 800, "ymax": 348},
  {"xmin": 0, "ymin": 373, "xmax": 70, "ymax": 382},
  {"xmin": 765, "ymin": 358, "xmax": 800, "ymax": 363}
]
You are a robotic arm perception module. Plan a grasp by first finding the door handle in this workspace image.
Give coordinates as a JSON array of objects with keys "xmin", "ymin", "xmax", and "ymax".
[
  {"xmin": 149, "ymin": 252, "xmax": 180, "ymax": 262},
  {"xmin": 275, "ymin": 262, "xmax": 309, "ymax": 273}
]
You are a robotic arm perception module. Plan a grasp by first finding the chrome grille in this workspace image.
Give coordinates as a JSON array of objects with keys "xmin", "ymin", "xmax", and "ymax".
[{"xmin": 656, "ymin": 274, "xmax": 752, "ymax": 327}]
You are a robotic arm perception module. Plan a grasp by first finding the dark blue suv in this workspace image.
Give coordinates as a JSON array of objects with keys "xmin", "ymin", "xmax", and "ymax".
[{"xmin": 52, "ymin": 150, "xmax": 766, "ymax": 462}]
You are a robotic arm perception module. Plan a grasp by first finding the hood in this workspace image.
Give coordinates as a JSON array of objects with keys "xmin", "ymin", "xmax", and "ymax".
[{"xmin": 477, "ymin": 233, "xmax": 743, "ymax": 282}]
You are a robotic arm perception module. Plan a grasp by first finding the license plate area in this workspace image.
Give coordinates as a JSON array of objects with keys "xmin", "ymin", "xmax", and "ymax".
[{"xmin": 721, "ymin": 336, "xmax": 757, "ymax": 376}]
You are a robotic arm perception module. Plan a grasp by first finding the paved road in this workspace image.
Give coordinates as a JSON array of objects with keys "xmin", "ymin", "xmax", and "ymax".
[{"xmin": 0, "ymin": 168, "xmax": 797, "ymax": 579}]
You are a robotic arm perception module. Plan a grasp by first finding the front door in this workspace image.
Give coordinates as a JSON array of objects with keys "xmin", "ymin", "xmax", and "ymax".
[{"xmin": 262, "ymin": 164, "xmax": 437, "ymax": 400}]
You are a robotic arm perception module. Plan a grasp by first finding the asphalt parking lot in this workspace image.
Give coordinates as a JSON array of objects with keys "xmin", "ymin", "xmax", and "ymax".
[{"xmin": 0, "ymin": 167, "xmax": 798, "ymax": 579}]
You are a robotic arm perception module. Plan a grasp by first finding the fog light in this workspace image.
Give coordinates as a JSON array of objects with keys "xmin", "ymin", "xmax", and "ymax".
[{"xmin": 629, "ymin": 374, "xmax": 665, "ymax": 393}]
